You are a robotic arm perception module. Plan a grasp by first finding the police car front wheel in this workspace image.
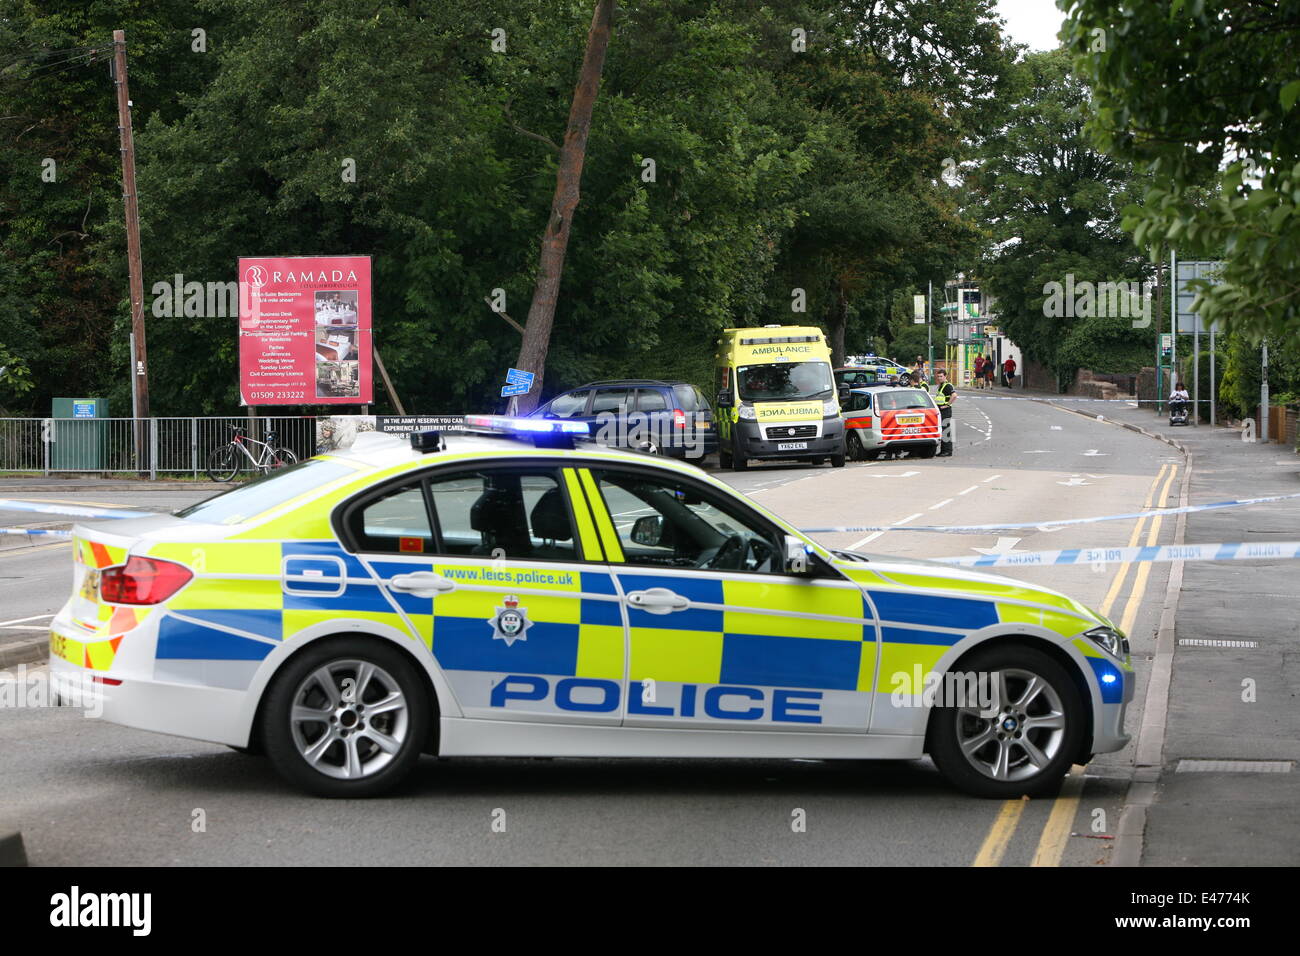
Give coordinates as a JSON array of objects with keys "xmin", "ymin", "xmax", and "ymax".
[
  {"xmin": 262, "ymin": 638, "xmax": 432, "ymax": 797},
  {"xmin": 927, "ymin": 645, "xmax": 1084, "ymax": 799}
]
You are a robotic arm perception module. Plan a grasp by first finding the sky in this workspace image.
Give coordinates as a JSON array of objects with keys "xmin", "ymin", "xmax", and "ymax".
[{"xmin": 995, "ymin": 0, "xmax": 1069, "ymax": 51}]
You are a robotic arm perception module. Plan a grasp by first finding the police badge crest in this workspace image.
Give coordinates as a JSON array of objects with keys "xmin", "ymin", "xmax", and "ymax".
[{"xmin": 487, "ymin": 595, "xmax": 532, "ymax": 647}]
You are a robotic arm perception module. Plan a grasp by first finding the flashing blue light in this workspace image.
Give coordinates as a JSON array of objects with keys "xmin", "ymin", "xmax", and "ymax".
[
  {"xmin": 1101, "ymin": 673, "xmax": 1117, "ymax": 684},
  {"xmin": 463, "ymin": 414, "xmax": 590, "ymax": 436}
]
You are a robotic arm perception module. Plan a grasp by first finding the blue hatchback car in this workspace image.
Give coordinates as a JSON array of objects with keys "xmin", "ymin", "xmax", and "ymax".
[{"xmin": 529, "ymin": 379, "xmax": 718, "ymax": 461}]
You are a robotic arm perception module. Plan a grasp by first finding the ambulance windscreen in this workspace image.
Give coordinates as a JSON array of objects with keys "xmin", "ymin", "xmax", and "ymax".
[{"xmin": 736, "ymin": 362, "xmax": 834, "ymax": 403}]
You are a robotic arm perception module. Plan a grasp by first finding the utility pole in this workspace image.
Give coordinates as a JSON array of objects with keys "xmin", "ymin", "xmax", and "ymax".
[
  {"xmin": 112, "ymin": 30, "xmax": 149, "ymax": 467},
  {"xmin": 1261, "ymin": 340, "xmax": 1270, "ymax": 444},
  {"xmin": 927, "ymin": 280, "xmax": 934, "ymax": 377}
]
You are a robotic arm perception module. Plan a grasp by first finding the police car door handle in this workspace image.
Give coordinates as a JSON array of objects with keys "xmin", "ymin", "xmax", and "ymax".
[
  {"xmin": 625, "ymin": 587, "xmax": 689, "ymax": 614},
  {"xmin": 389, "ymin": 572, "xmax": 456, "ymax": 595}
]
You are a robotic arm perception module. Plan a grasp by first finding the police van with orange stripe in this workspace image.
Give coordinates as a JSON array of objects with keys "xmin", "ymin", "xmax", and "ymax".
[{"xmin": 50, "ymin": 416, "xmax": 1132, "ymax": 798}]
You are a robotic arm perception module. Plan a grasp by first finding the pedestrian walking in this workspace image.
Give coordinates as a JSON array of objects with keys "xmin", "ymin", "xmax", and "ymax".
[
  {"xmin": 973, "ymin": 355, "xmax": 985, "ymax": 389},
  {"xmin": 984, "ymin": 356, "xmax": 995, "ymax": 388},
  {"xmin": 1002, "ymin": 355, "xmax": 1016, "ymax": 388},
  {"xmin": 934, "ymin": 369, "xmax": 956, "ymax": 457}
]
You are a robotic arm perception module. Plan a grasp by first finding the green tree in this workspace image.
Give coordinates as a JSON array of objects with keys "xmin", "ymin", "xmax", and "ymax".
[
  {"xmin": 967, "ymin": 49, "xmax": 1151, "ymax": 382},
  {"xmin": 1063, "ymin": 0, "xmax": 1300, "ymax": 342}
]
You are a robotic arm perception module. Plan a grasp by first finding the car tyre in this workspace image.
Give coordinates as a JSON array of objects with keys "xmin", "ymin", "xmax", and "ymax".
[
  {"xmin": 731, "ymin": 439, "xmax": 749, "ymax": 471},
  {"xmin": 262, "ymin": 637, "xmax": 431, "ymax": 798},
  {"xmin": 846, "ymin": 431, "xmax": 866, "ymax": 461},
  {"xmin": 918, "ymin": 444, "xmax": 938, "ymax": 459},
  {"xmin": 928, "ymin": 644, "xmax": 1084, "ymax": 799}
]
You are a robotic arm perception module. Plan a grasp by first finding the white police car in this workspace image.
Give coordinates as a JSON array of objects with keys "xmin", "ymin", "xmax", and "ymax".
[{"xmin": 50, "ymin": 417, "xmax": 1132, "ymax": 798}]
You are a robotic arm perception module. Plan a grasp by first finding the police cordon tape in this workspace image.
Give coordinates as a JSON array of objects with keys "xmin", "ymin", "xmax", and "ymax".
[
  {"xmin": 935, "ymin": 541, "xmax": 1300, "ymax": 569},
  {"xmin": 0, "ymin": 499, "xmax": 151, "ymax": 520},
  {"xmin": 4, "ymin": 525, "xmax": 1295, "ymax": 572},
  {"xmin": 801, "ymin": 490, "xmax": 1300, "ymax": 536},
  {"xmin": 967, "ymin": 395, "xmax": 1212, "ymax": 403},
  {"xmin": 5, "ymin": 491, "xmax": 1300, "ymax": 540}
]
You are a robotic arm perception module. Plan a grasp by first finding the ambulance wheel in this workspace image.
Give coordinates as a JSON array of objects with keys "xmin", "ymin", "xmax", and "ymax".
[
  {"xmin": 719, "ymin": 444, "xmax": 733, "ymax": 468},
  {"xmin": 831, "ymin": 452, "xmax": 846, "ymax": 468},
  {"xmin": 262, "ymin": 637, "xmax": 431, "ymax": 798},
  {"xmin": 927, "ymin": 645, "xmax": 1084, "ymax": 799},
  {"xmin": 731, "ymin": 440, "xmax": 749, "ymax": 471}
]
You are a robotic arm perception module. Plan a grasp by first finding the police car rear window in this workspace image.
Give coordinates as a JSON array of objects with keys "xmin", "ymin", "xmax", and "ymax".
[
  {"xmin": 175, "ymin": 460, "xmax": 357, "ymax": 525},
  {"xmin": 876, "ymin": 389, "xmax": 933, "ymax": 410}
]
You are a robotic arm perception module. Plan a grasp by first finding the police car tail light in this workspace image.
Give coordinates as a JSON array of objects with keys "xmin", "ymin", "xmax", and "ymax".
[
  {"xmin": 100, "ymin": 556, "xmax": 193, "ymax": 605},
  {"xmin": 673, "ymin": 410, "xmax": 686, "ymax": 429}
]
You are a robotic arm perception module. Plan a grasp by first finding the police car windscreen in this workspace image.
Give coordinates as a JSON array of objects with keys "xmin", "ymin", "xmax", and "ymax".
[
  {"xmin": 175, "ymin": 460, "xmax": 356, "ymax": 525},
  {"xmin": 737, "ymin": 362, "xmax": 833, "ymax": 402},
  {"xmin": 877, "ymin": 389, "xmax": 932, "ymax": 410}
]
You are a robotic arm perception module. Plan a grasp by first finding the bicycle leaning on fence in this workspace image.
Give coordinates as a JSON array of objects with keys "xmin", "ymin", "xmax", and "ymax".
[{"xmin": 206, "ymin": 425, "xmax": 298, "ymax": 481}]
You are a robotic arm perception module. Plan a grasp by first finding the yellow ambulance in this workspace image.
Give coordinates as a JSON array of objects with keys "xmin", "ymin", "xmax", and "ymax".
[{"xmin": 713, "ymin": 325, "xmax": 845, "ymax": 470}]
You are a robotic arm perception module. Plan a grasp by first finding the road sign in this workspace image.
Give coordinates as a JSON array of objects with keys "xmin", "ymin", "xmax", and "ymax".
[
  {"xmin": 501, "ymin": 383, "xmax": 530, "ymax": 397},
  {"xmin": 1175, "ymin": 259, "xmax": 1223, "ymax": 334},
  {"xmin": 506, "ymin": 368, "xmax": 534, "ymax": 388}
]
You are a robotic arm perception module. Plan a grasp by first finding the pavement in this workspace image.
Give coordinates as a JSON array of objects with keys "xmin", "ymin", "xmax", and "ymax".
[{"xmin": 1040, "ymin": 392, "xmax": 1300, "ymax": 866}]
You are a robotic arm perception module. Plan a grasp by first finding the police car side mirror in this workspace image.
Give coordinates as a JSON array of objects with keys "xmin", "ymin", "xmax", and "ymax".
[
  {"xmin": 631, "ymin": 515, "xmax": 665, "ymax": 547},
  {"xmin": 784, "ymin": 535, "xmax": 812, "ymax": 575}
]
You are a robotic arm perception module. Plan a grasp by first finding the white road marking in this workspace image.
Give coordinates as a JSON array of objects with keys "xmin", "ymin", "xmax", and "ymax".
[
  {"xmin": 972, "ymin": 536, "xmax": 1026, "ymax": 556},
  {"xmin": 0, "ymin": 614, "xmax": 55, "ymax": 626},
  {"xmin": 1022, "ymin": 450, "xmax": 1052, "ymax": 454},
  {"xmin": 1057, "ymin": 477, "xmax": 1091, "ymax": 487},
  {"xmin": 862, "ymin": 470, "xmax": 919, "ymax": 478},
  {"xmin": 847, "ymin": 510, "xmax": 925, "ymax": 550},
  {"xmin": 0, "ymin": 625, "xmax": 48, "ymax": 631},
  {"xmin": 1082, "ymin": 449, "xmax": 1108, "ymax": 456},
  {"xmin": 928, "ymin": 498, "xmax": 954, "ymax": 510},
  {"xmin": 957, "ymin": 485, "xmax": 979, "ymax": 496},
  {"xmin": 1051, "ymin": 425, "xmax": 1062, "ymax": 430},
  {"xmin": 982, "ymin": 474, "xmax": 1002, "ymax": 483}
]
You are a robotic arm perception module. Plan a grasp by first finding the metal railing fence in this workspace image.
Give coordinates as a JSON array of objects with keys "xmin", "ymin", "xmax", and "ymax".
[{"xmin": 0, "ymin": 416, "xmax": 319, "ymax": 478}]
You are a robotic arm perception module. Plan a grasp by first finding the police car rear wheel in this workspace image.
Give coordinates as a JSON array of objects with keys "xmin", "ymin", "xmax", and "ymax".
[
  {"xmin": 928, "ymin": 646, "xmax": 1083, "ymax": 798},
  {"xmin": 263, "ymin": 639, "xmax": 430, "ymax": 797}
]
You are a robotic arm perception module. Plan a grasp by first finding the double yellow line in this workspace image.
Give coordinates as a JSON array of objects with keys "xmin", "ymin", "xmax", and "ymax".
[{"xmin": 972, "ymin": 463, "xmax": 1177, "ymax": 867}]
